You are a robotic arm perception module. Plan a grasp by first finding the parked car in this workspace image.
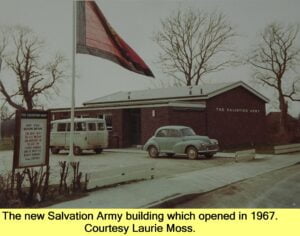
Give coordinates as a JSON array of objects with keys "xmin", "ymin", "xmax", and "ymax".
[
  {"xmin": 143, "ymin": 126, "xmax": 219, "ymax": 159},
  {"xmin": 50, "ymin": 118, "xmax": 108, "ymax": 155}
]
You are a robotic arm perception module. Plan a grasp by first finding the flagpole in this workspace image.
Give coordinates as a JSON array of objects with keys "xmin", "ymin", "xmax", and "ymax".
[
  {"xmin": 0, "ymin": 58, "xmax": 2, "ymax": 143},
  {"xmin": 69, "ymin": 0, "xmax": 76, "ymax": 157}
]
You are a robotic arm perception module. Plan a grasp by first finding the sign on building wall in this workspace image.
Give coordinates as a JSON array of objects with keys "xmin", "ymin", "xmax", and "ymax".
[
  {"xmin": 13, "ymin": 110, "xmax": 50, "ymax": 169},
  {"xmin": 216, "ymin": 107, "xmax": 261, "ymax": 113}
]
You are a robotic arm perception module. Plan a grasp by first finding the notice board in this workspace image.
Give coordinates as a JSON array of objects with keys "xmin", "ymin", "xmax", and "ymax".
[{"xmin": 13, "ymin": 110, "xmax": 50, "ymax": 169}]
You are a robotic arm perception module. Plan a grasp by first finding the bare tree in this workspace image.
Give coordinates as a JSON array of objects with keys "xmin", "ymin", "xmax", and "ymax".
[
  {"xmin": 0, "ymin": 26, "xmax": 66, "ymax": 111},
  {"xmin": 249, "ymin": 23, "xmax": 300, "ymax": 130},
  {"xmin": 153, "ymin": 9, "xmax": 236, "ymax": 86},
  {"xmin": 0, "ymin": 102, "xmax": 13, "ymax": 120}
]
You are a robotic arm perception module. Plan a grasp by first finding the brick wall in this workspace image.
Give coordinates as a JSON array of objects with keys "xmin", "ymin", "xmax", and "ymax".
[
  {"xmin": 206, "ymin": 87, "xmax": 266, "ymax": 148},
  {"xmin": 140, "ymin": 107, "xmax": 170, "ymax": 145},
  {"xmin": 168, "ymin": 108, "xmax": 206, "ymax": 135}
]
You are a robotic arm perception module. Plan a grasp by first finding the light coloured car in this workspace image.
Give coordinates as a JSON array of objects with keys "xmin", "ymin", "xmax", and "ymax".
[
  {"xmin": 50, "ymin": 118, "xmax": 108, "ymax": 155},
  {"xmin": 143, "ymin": 126, "xmax": 219, "ymax": 159}
]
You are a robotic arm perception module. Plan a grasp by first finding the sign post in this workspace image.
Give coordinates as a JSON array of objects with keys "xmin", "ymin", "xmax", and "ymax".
[{"xmin": 13, "ymin": 110, "xmax": 50, "ymax": 170}]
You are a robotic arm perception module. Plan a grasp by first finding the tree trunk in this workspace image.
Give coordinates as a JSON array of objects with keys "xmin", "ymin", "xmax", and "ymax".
[{"xmin": 278, "ymin": 93, "xmax": 288, "ymax": 131}]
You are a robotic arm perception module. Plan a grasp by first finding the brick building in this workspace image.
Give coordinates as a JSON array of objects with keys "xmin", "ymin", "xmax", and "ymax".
[{"xmin": 50, "ymin": 81, "xmax": 269, "ymax": 149}]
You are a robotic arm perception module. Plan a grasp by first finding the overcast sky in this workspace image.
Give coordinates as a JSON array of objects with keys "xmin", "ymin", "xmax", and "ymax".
[{"xmin": 0, "ymin": 0, "xmax": 300, "ymax": 116}]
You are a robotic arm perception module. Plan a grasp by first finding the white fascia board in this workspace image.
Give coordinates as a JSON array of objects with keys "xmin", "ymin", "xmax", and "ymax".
[
  {"xmin": 51, "ymin": 101, "xmax": 206, "ymax": 113},
  {"xmin": 168, "ymin": 102, "xmax": 206, "ymax": 109},
  {"xmin": 84, "ymin": 96, "xmax": 207, "ymax": 108}
]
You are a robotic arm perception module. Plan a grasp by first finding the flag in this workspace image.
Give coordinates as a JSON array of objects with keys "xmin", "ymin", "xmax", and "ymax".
[{"xmin": 76, "ymin": 0, "xmax": 154, "ymax": 77}]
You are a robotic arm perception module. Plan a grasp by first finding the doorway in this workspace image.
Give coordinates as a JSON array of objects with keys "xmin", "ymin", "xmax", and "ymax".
[{"xmin": 126, "ymin": 109, "xmax": 141, "ymax": 146}]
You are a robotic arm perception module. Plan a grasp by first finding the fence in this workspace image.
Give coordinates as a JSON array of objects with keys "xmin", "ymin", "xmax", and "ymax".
[
  {"xmin": 86, "ymin": 163, "xmax": 155, "ymax": 190},
  {"xmin": 273, "ymin": 143, "xmax": 300, "ymax": 154},
  {"xmin": 235, "ymin": 149, "xmax": 256, "ymax": 162}
]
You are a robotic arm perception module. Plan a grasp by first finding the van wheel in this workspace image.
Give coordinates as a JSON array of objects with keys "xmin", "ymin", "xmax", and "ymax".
[
  {"xmin": 51, "ymin": 147, "xmax": 60, "ymax": 154},
  {"xmin": 186, "ymin": 146, "xmax": 198, "ymax": 160},
  {"xmin": 94, "ymin": 148, "xmax": 103, "ymax": 154},
  {"xmin": 148, "ymin": 146, "xmax": 159, "ymax": 158},
  {"xmin": 73, "ymin": 146, "xmax": 82, "ymax": 155}
]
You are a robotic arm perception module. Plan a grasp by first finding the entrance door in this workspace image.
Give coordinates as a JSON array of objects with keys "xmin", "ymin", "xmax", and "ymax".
[{"xmin": 128, "ymin": 109, "xmax": 141, "ymax": 146}]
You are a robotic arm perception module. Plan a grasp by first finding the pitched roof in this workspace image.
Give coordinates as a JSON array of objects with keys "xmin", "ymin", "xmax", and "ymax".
[{"xmin": 84, "ymin": 81, "xmax": 269, "ymax": 106}]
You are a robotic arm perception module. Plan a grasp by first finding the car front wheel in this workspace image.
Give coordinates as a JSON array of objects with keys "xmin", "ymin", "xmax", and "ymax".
[
  {"xmin": 148, "ymin": 146, "xmax": 159, "ymax": 158},
  {"xmin": 186, "ymin": 146, "xmax": 198, "ymax": 160}
]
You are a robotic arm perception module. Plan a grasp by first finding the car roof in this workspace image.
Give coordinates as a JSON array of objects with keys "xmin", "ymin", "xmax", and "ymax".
[
  {"xmin": 156, "ymin": 125, "xmax": 190, "ymax": 131},
  {"xmin": 51, "ymin": 118, "xmax": 105, "ymax": 124}
]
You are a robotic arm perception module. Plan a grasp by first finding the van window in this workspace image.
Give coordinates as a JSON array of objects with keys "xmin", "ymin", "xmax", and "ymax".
[
  {"xmin": 88, "ymin": 123, "xmax": 96, "ymax": 131},
  {"xmin": 57, "ymin": 123, "xmax": 66, "ymax": 132},
  {"xmin": 75, "ymin": 122, "xmax": 86, "ymax": 131},
  {"xmin": 97, "ymin": 123, "xmax": 105, "ymax": 131},
  {"xmin": 98, "ymin": 114, "xmax": 112, "ymax": 130}
]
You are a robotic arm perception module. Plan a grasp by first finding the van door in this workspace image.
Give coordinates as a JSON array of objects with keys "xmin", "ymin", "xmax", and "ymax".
[
  {"xmin": 65, "ymin": 122, "xmax": 87, "ymax": 149},
  {"xmin": 75, "ymin": 122, "xmax": 87, "ymax": 149},
  {"xmin": 53, "ymin": 122, "xmax": 67, "ymax": 147},
  {"xmin": 87, "ymin": 122, "xmax": 98, "ymax": 148},
  {"xmin": 97, "ymin": 122, "xmax": 108, "ymax": 148},
  {"xmin": 87, "ymin": 122, "xmax": 108, "ymax": 148}
]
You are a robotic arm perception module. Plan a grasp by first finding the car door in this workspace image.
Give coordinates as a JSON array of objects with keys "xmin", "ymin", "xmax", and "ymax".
[
  {"xmin": 154, "ymin": 129, "xmax": 169, "ymax": 152},
  {"xmin": 165, "ymin": 129, "xmax": 182, "ymax": 152}
]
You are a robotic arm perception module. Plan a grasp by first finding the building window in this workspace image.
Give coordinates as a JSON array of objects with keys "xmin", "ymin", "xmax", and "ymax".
[{"xmin": 98, "ymin": 113, "xmax": 113, "ymax": 131}]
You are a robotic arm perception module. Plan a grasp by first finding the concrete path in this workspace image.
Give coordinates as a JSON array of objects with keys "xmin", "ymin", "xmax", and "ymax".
[{"xmin": 50, "ymin": 152, "xmax": 300, "ymax": 208}]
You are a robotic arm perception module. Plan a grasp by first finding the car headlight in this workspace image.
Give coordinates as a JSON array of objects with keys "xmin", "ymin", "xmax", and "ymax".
[{"xmin": 211, "ymin": 139, "xmax": 219, "ymax": 145}]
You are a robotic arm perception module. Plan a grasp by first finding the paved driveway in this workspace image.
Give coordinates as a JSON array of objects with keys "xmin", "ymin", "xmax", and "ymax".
[{"xmin": 0, "ymin": 150, "xmax": 234, "ymax": 182}]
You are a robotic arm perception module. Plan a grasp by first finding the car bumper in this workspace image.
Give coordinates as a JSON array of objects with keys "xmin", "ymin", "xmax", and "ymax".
[
  {"xmin": 198, "ymin": 145, "xmax": 219, "ymax": 153},
  {"xmin": 198, "ymin": 149, "xmax": 218, "ymax": 154}
]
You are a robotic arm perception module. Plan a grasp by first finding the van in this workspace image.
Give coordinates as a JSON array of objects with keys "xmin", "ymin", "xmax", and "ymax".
[{"xmin": 50, "ymin": 118, "xmax": 108, "ymax": 155}]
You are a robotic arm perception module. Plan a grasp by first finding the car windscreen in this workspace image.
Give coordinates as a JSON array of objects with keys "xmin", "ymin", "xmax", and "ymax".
[{"xmin": 180, "ymin": 128, "xmax": 196, "ymax": 136}]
